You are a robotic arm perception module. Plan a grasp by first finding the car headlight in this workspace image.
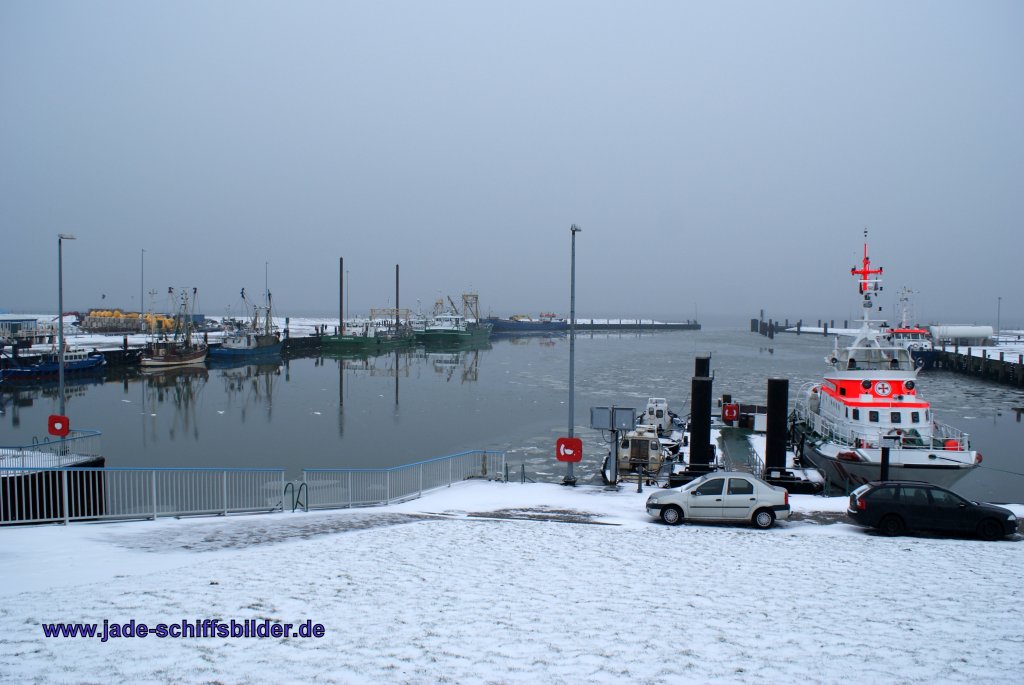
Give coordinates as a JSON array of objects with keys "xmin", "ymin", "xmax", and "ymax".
[
  {"xmin": 647, "ymin": 497, "xmax": 659, "ymax": 505},
  {"xmin": 1008, "ymin": 514, "xmax": 1017, "ymax": 522}
]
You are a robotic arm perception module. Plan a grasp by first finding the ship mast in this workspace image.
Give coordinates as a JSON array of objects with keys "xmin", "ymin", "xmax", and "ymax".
[{"xmin": 850, "ymin": 229, "xmax": 884, "ymax": 327}]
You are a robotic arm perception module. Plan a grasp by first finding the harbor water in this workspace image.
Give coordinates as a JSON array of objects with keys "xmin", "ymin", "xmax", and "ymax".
[{"xmin": 2, "ymin": 328, "xmax": 1022, "ymax": 503}]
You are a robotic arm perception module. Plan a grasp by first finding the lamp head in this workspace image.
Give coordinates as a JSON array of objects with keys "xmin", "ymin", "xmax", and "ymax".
[{"xmin": 58, "ymin": 233, "xmax": 77, "ymax": 241}]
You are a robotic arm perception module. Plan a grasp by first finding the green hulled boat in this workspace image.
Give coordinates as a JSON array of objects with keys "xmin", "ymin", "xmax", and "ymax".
[{"xmin": 415, "ymin": 313, "xmax": 492, "ymax": 346}]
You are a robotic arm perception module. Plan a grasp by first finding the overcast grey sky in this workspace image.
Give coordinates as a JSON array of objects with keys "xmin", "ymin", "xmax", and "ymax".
[{"xmin": 2, "ymin": 1, "xmax": 1020, "ymax": 326}]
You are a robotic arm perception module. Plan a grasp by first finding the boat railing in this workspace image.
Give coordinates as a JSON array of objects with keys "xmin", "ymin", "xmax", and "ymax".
[
  {"xmin": 930, "ymin": 422, "xmax": 970, "ymax": 451},
  {"xmin": 303, "ymin": 450, "xmax": 506, "ymax": 509},
  {"xmin": 797, "ymin": 401, "xmax": 971, "ymax": 451},
  {"xmin": 0, "ymin": 430, "xmax": 103, "ymax": 469},
  {"xmin": 0, "ymin": 466, "xmax": 285, "ymax": 525}
]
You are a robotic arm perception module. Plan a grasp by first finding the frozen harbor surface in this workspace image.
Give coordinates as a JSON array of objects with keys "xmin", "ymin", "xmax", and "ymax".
[{"xmin": 2, "ymin": 481, "xmax": 1022, "ymax": 684}]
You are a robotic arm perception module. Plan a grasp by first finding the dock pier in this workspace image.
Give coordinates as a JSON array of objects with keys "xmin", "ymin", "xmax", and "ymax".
[{"xmin": 933, "ymin": 347, "xmax": 1024, "ymax": 387}]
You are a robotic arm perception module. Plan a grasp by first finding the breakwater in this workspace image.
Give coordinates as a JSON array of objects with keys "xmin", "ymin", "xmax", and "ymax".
[{"xmin": 934, "ymin": 348, "xmax": 1024, "ymax": 388}]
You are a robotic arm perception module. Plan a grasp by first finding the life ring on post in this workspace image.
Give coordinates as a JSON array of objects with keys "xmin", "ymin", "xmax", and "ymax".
[{"xmin": 722, "ymin": 403, "xmax": 739, "ymax": 422}]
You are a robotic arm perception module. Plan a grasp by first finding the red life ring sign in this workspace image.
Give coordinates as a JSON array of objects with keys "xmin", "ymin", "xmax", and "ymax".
[
  {"xmin": 48, "ymin": 414, "xmax": 70, "ymax": 437},
  {"xmin": 556, "ymin": 437, "xmax": 583, "ymax": 462},
  {"xmin": 722, "ymin": 404, "xmax": 739, "ymax": 422}
]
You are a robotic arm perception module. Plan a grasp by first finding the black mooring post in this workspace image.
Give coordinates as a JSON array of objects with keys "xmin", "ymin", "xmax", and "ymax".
[
  {"xmin": 880, "ymin": 446, "xmax": 890, "ymax": 481},
  {"xmin": 690, "ymin": 376, "xmax": 713, "ymax": 469},
  {"xmin": 695, "ymin": 355, "xmax": 711, "ymax": 378},
  {"xmin": 766, "ymin": 378, "xmax": 788, "ymax": 470}
]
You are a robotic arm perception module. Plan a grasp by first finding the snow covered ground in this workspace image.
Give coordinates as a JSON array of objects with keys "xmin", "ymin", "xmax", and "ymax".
[{"xmin": 2, "ymin": 482, "xmax": 1022, "ymax": 684}]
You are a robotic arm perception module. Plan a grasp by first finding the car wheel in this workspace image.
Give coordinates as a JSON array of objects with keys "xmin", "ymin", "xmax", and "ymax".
[
  {"xmin": 752, "ymin": 509, "xmax": 775, "ymax": 529},
  {"xmin": 660, "ymin": 505, "xmax": 683, "ymax": 526},
  {"xmin": 878, "ymin": 515, "xmax": 905, "ymax": 536},
  {"xmin": 976, "ymin": 518, "xmax": 1003, "ymax": 541}
]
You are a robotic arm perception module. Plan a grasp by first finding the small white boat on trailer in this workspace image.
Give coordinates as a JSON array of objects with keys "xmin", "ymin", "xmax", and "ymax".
[{"xmin": 601, "ymin": 398, "xmax": 721, "ymax": 485}]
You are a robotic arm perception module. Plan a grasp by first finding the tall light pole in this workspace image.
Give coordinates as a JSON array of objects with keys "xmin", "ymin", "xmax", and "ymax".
[
  {"xmin": 57, "ymin": 233, "xmax": 76, "ymax": 416},
  {"xmin": 996, "ymin": 296, "xmax": 1002, "ymax": 342},
  {"xmin": 565, "ymin": 224, "xmax": 582, "ymax": 486},
  {"xmin": 140, "ymin": 248, "xmax": 145, "ymax": 329}
]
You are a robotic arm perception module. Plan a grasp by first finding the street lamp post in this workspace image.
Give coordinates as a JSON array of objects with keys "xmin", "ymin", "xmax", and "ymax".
[
  {"xmin": 564, "ymin": 224, "xmax": 582, "ymax": 486},
  {"xmin": 57, "ymin": 233, "xmax": 76, "ymax": 416},
  {"xmin": 997, "ymin": 296, "xmax": 1002, "ymax": 342}
]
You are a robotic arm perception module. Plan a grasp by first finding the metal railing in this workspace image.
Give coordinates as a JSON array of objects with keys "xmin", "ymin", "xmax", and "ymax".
[
  {"xmin": 0, "ymin": 430, "xmax": 103, "ymax": 469},
  {"xmin": 303, "ymin": 450, "xmax": 505, "ymax": 509},
  {"xmin": 794, "ymin": 384, "xmax": 971, "ymax": 450},
  {"xmin": 0, "ymin": 467, "xmax": 285, "ymax": 525}
]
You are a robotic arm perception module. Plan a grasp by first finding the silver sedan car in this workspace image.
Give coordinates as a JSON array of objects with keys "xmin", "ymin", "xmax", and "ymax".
[{"xmin": 646, "ymin": 471, "xmax": 791, "ymax": 529}]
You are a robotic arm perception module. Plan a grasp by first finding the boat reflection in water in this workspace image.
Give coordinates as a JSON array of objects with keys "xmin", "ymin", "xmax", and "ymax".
[
  {"xmin": 140, "ymin": 365, "xmax": 209, "ymax": 442},
  {"xmin": 0, "ymin": 375, "xmax": 103, "ymax": 428},
  {"xmin": 415, "ymin": 339, "xmax": 490, "ymax": 383},
  {"xmin": 213, "ymin": 359, "xmax": 282, "ymax": 423}
]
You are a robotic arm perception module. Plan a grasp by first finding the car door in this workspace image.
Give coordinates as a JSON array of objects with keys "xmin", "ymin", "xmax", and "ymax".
[
  {"xmin": 686, "ymin": 477, "xmax": 725, "ymax": 520},
  {"xmin": 899, "ymin": 486, "xmax": 933, "ymax": 531},
  {"xmin": 925, "ymin": 488, "xmax": 973, "ymax": 533},
  {"xmin": 721, "ymin": 477, "xmax": 757, "ymax": 520}
]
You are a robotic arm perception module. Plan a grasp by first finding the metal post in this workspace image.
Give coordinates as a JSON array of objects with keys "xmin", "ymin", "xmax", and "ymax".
[
  {"xmin": 565, "ymin": 224, "xmax": 582, "ymax": 486},
  {"xmin": 996, "ymin": 296, "xmax": 1001, "ymax": 340},
  {"xmin": 339, "ymin": 257, "xmax": 344, "ymax": 335},
  {"xmin": 151, "ymin": 470, "xmax": 158, "ymax": 520},
  {"xmin": 222, "ymin": 470, "xmax": 228, "ymax": 516},
  {"xmin": 140, "ymin": 248, "xmax": 145, "ymax": 330},
  {"xmin": 57, "ymin": 233, "xmax": 76, "ymax": 416},
  {"xmin": 61, "ymin": 469, "xmax": 70, "ymax": 524}
]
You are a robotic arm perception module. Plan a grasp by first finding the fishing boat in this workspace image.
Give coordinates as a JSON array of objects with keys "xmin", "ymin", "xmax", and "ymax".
[
  {"xmin": 140, "ymin": 288, "xmax": 208, "ymax": 368},
  {"xmin": 483, "ymin": 312, "xmax": 568, "ymax": 333},
  {"xmin": 0, "ymin": 345, "xmax": 106, "ymax": 381},
  {"xmin": 791, "ymin": 237, "xmax": 980, "ymax": 490},
  {"xmin": 884, "ymin": 287, "xmax": 937, "ymax": 370},
  {"xmin": 414, "ymin": 294, "xmax": 492, "ymax": 346},
  {"xmin": 417, "ymin": 312, "xmax": 492, "ymax": 346},
  {"xmin": 322, "ymin": 311, "xmax": 413, "ymax": 352},
  {"xmin": 208, "ymin": 289, "xmax": 281, "ymax": 358}
]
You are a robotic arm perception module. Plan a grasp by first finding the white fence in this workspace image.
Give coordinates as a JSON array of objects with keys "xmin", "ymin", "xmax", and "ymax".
[
  {"xmin": 1, "ymin": 450, "xmax": 507, "ymax": 525},
  {"xmin": 302, "ymin": 450, "xmax": 506, "ymax": 510},
  {"xmin": 0, "ymin": 467, "xmax": 285, "ymax": 525},
  {"xmin": 0, "ymin": 430, "xmax": 104, "ymax": 469}
]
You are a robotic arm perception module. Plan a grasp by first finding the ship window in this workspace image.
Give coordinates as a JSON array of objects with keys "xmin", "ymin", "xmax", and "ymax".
[
  {"xmin": 852, "ymin": 409, "xmax": 860, "ymax": 420},
  {"xmin": 891, "ymin": 412, "xmax": 902, "ymax": 424},
  {"xmin": 911, "ymin": 411, "xmax": 920, "ymax": 423},
  {"xmin": 869, "ymin": 411, "xmax": 879, "ymax": 423},
  {"xmin": 656, "ymin": 410, "xmax": 664, "ymax": 418},
  {"xmin": 839, "ymin": 387, "xmax": 846, "ymax": 396},
  {"xmin": 649, "ymin": 441, "xmax": 659, "ymax": 451},
  {"xmin": 621, "ymin": 439, "xmax": 629, "ymax": 449}
]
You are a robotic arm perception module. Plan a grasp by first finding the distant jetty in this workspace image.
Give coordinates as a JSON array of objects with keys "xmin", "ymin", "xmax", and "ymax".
[{"xmin": 484, "ymin": 315, "xmax": 700, "ymax": 334}]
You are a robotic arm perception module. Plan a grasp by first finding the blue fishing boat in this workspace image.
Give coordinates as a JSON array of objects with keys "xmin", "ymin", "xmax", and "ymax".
[
  {"xmin": 0, "ymin": 346, "xmax": 106, "ymax": 382},
  {"xmin": 209, "ymin": 289, "xmax": 282, "ymax": 359}
]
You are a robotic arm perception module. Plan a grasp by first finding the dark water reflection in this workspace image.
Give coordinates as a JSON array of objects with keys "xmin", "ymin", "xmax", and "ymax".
[{"xmin": 2, "ymin": 328, "xmax": 1022, "ymax": 502}]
